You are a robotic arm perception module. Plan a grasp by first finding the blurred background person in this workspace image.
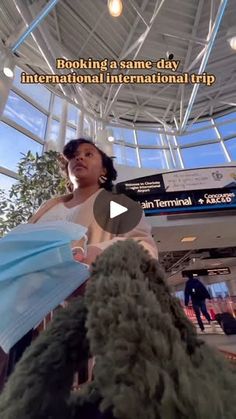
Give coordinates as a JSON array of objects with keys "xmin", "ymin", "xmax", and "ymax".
[{"xmin": 185, "ymin": 275, "xmax": 212, "ymax": 332}]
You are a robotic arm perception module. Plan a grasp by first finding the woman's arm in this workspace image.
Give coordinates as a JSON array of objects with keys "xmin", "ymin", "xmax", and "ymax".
[{"xmin": 91, "ymin": 212, "xmax": 158, "ymax": 260}]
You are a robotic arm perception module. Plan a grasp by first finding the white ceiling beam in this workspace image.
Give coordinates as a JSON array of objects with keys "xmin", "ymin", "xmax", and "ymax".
[
  {"xmin": 108, "ymin": 88, "xmax": 179, "ymax": 103},
  {"xmin": 144, "ymin": 111, "xmax": 169, "ymax": 129},
  {"xmin": 163, "ymin": 101, "xmax": 173, "ymax": 120},
  {"xmin": 11, "ymin": 0, "xmax": 59, "ymax": 74},
  {"xmin": 78, "ymin": 9, "xmax": 107, "ymax": 56},
  {"xmin": 28, "ymin": 0, "xmax": 97, "ymax": 115},
  {"xmin": 186, "ymin": 47, "xmax": 205, "ymax": 73},
  {"xmin": 11, "ymin": 0, "xmax": 60, "ymax": 52},
  {"xmin": 101, "ymin": 0, "xmax": 149, "ymax": 116},
  {"xmin": 209, "ymin": 0, "xmax": 215, "ymax": 35},
  {"xmin": 217, "ymin": 99, "xmax": 236, "ymax": 107},
  {"xmin": 177, "ymin": 0, "xmax": 204, "ymax": 126},
  {"xmin": 134, "ymin": 28, "xmax": 208, "ymax": 45},
  {"xmin": 61, "ymin": 1, "xmax": 116, "ymax": 57},
  {"xmin": 53, "ymin": 7, "xmax": 62, "ymax": 44},
  {"xmin": 180, "ymin": 0, "xmax": 229, "ymax": 132},
  {"xmin": 127, "ymin": 0, "xmax": 149, "ymax": 27},
  {"xmin": 104, "ymin": 0, "xmax": 167, "ymax": 118},
  {"xmin": 4, "ymin": 21, "xmax": 26, "ymax": 47},
  {"xmin": 140, "ymin": 84, "xmax": 173, "ymax": 107},
  {"xmin": 11, "ymin": 0, "xmax": 97, "ymax": 119},
  {"xmin": 194, "ymin": 78, "xmax": 236, "ymax": 99},
  {"xmin": 133, "ymin": 108, "xmax": 140, "ymax": 123}
]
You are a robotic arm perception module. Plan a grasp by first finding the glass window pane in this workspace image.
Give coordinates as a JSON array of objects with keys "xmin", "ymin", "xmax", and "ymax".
[
  {"xmin": 65, "ymin": 126, "xmax": 76, "ymax": 143},
  {"xmin": 13, "ymin": 67, "xmax": 51, "ymax": 111},
  {"xmin": 48, "ymin": 119, "xmax": 60, "ymax": 142},
  {"xmin": 186, "ymin": 120, "xmax": 212, "ymax": 131},
  {"xmin": 217, "ymin": 122, "xmax": 236, "ymax": 138},
  {"xmin": 136, "ymin": 130, "xmax": 161, "ymax": 146},
  {"xmin": 0, "ymin": 122, "xmax": 43, "ymax": 172},
  {"xmin": 84, "ymin": 119, "xmax": 90, "ymax": 137},
  {"xmin": 53, "ymin": 95, "xmax": 63, "ymax": 118},
  {"xmin": 139, "ymin": 148, "xmax": 166, "ymax": 169},
  {"xmin": 112, "ymin": 143, "xmax": 125, "ymax": 164},
  {"xmin": 121, "ymin": 128, "xmax": 135, "ymax": 145},
  {"xmin": 215, "ymin": 111, "xmax": 236, "ymax": 124},
  {"xmin": 0, "ymin": 173, "xmax": 17, "ymax": 195},
  {"xmin": 225, "ymin": 138, "xmax": 236, "ymax": 161},
  {"xmin": 125, "ymin": 147, "xmax": 138, "ymax": 167},
  {"xmin": 177, "ymin": 127, "xmax": 217, "ymax": 145},
  {"xmin": 3, "ymin": 91, "xmax": 47, "ymax": 138},
  {"xmin": 110, "ymin": 127, "xmax": 135, "ymax": 144},
  {"xmin": 112, "ymin": 127, "xmax": 123, "ymax": 141},
  {"xmin": 68, "ymin": 103, "xmax": 79, "ymax": 125},
  {"xmin": 181, "ymin": 143, "xmax": 227, "ymax": 168}
]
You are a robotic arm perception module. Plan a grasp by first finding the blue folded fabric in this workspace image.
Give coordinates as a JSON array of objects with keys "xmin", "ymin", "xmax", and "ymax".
[
  {"xmin": 0, "ymin": 221, "xmax": 88, "ymax": 283},
  {"xmin": 0, "ymin": 221, "xmax": 90, "ymax": 353}
]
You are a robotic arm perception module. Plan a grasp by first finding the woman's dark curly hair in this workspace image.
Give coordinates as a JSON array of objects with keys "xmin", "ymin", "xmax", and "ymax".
[{"xmin": 59, "ymin": 138, "xmax": 117, "ymax": 192}]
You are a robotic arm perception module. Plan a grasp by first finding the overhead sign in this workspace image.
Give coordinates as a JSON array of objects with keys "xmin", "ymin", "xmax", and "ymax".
[
  {"xmin": 116, "ymin": 166, "xmax": 236, "ymax": 197},
  {"xmin": 139, "ymin": 188, "xmax": 236, "ymax": 216},
  {"xmin": 163, "ymin": 167, "xmax": 236, "ymax": 192},
  {"xmin": 116, "ymin": 166, "xmax": 236, "ymax": 216},
  {"xmin": 182, "ymin": 267, "xmax": 231, "ymax": 277}
]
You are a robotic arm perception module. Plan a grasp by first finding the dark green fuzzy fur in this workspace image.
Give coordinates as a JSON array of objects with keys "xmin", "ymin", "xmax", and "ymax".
[{"xmin": 0, "ymin": 240, "xmax": 235, "ymax": 419}]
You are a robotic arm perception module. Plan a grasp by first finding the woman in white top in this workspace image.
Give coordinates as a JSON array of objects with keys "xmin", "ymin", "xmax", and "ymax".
[{"xmin": 29, "ymin": 138, "xmax": 158, "ymax": 264}]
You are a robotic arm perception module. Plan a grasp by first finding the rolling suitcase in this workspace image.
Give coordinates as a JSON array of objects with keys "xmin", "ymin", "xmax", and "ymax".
[{"xmin": 215, "ymin": 312, "xmax": 236, "ymax": 335}]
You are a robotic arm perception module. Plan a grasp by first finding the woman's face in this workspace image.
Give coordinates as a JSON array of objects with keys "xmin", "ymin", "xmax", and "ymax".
[{"xmin": 67, "ymin": 143, "xmax": 107, "ymax": 188}]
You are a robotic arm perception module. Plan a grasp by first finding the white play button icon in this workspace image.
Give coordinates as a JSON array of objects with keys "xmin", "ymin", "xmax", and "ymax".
[
  {"xmin": 93, "ymin": 190, "xmax": 142, "ymax": 234},
  {"xmin": 110, "ymin": 200, "xmax": 128, "ymax": 219}
]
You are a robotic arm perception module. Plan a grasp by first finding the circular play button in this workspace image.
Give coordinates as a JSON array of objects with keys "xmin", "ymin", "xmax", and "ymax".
[{"xmin": 93, "ymin": 189, "xmax": 143, "ymax": 234}]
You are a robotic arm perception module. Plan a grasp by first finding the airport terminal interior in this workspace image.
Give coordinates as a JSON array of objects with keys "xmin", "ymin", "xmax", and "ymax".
[{"xmin": 0, "ymin": 0, "xmax": 236, "ymax": 407}]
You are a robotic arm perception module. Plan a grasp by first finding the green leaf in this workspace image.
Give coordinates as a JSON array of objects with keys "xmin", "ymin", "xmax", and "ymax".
[{"xmin": 1, "ymin": 150, "xmax": 66, "ymax": 235}]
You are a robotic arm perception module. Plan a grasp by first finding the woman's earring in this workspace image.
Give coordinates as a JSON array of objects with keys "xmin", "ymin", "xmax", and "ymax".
[{"xmin": 99, "ymin": 175, "xmax": 107, "ymax": 184}]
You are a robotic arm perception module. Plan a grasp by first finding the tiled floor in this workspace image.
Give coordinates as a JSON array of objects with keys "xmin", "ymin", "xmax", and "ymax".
[
  {"xmin": 202, "ymin": 333, "xmax": 236, "ymax": 353},
  {"xmin": 194, "ymin": 321, "xmax": 236, "ymax": 353}
]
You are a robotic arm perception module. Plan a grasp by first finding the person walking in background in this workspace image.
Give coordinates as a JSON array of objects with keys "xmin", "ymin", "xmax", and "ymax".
[{"xmin": 185, "ymin": 275, "xmax": 212, "ymax": 332}]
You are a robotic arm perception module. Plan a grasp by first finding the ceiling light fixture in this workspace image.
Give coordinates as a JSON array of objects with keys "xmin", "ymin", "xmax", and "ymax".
[
  {"xmin": 108, "ymin": 0, "xmax": 123, "ymax": 17},
  {"xmin": 0, "ymin": 50, "xmax": 15, "ymax": 78},
  {"xmin": 227, "ymin": 27, "xmax": 236, "ymax": 50},
  {"xmin": 106, "ymin": 128, "xmax": 114, "ymax": 142},
  {"xmin": 3, "ymin": 67, "xmax": 14, "ymax": 78},
  {"xmin": 181, "ymin": 237, "xmax": 197, "ymax": 243},
  {"xmin": 108, "ymin": 136, "xmax": 115, "ymax": 142}
]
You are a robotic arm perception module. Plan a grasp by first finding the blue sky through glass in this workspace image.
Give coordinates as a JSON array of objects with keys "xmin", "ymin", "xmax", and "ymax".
[
  {"xmin": 136, "ymin": 130, "xmax": 161, "ymax": 146},
  {"xmin": 53, "ymin": 96, "xmax": 63, "ymax": 118},
  {"xmin": 0, "ymin": 173, "xmax": 17, "ymax": 195},
  {"xmin": 13, "ymin": 67, "xmax": 51, "ymax": 111},
  {"xmin": 139, "ymin": 148, "xmax": 166, "ymax": 169},
  {"xmin": 0, "ymin": 122, "xmax": 43, "ymax": 171},
  {"xmin": 110, "ymin": 127, "xmax": 135, "ymax": 145},
  {"xmin": 177, "ymin": 127, "xmax": 217, "ymax": 146},
  {"xmin": 4, "ymin": 91, "xmax": 47, "ymax": 138},
  {"xmin": 67, "ymin": 103, "xmax": 79, "ymax": 125},
  {"xmin": 65, "ymin": 126, "xmax": 77, "ymax": 143},
  {"xmin": 181, "ymin": 143, "xmax": 227, "ymax": 168},
  {"xmin": 125, "ymin": 147, "xmax": 138, "ymax": 167},
  {"xmin": 225, "ymin": 138, "xmax": 236, "ymax": 161},
  {"xmin": 113, "ymin": 143, "xmax": 124, "ymax": 164}
]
